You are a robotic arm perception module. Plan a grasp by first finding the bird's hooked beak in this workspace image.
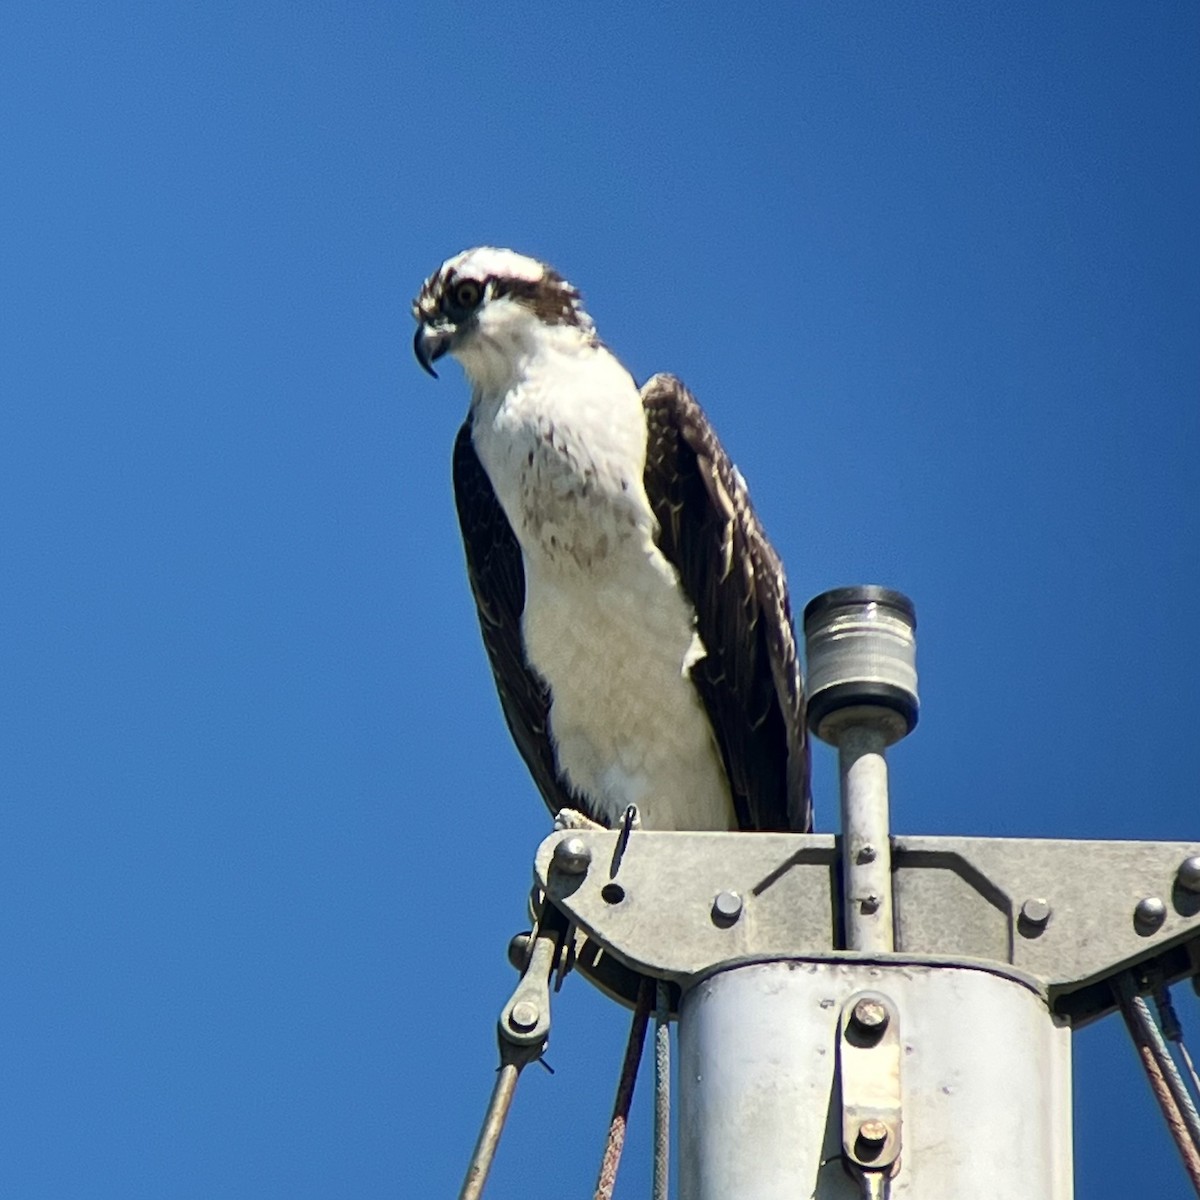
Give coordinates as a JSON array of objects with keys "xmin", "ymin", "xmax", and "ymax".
[{"xmin": 413, "ymin": 323, "xmax": 453, "ymax": 379}]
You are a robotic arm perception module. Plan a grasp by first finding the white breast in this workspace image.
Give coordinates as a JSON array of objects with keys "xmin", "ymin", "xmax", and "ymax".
[{"xmin": 470, "ymin": 339, "xmax": 734, "ymax": 831}]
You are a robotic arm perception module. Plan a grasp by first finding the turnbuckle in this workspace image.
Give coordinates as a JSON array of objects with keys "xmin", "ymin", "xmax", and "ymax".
[{"xmin": 458, "ymin": 902, "xmax": 571, "ymax": 1200}]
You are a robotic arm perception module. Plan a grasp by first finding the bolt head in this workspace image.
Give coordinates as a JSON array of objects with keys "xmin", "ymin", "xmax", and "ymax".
[
  {"xmin": 712, "ymin": 890, "xmax": 743, "ymax": 923},
  {"xmin": 860, "ymin": 893, "xmax": 881, "ymax": 914},
  {"xmin": 1134, "ymin": 895, "xmax": 1167, "ymax": 932},
  {"xmin": 857, "ymin": 844, "xmax": 877, "ymax": 864},
  {"xmin": 553, "ymin": 835, "xmax": 592, "ymax": 875},
  {"xmin": 858, "ymin": 1119, "xmax": 889, "ymax": 1146},
  {"xmin": 1021, "ymin": 898, "xmax": 1051, "ymax": 927},
  {"xmin": 851, "ymin": 998, "xmax": 889, "ymax": 1034},
  {"xmin": 506, "ymin": 933, "xmax": 532, "ymax": 970},
  {"xmin": 509, "ymin": 1001, "xmax": 540, "ymax": 1032},
  {"xmin": 1178, "ymin": 856, "xmax": 1200, "ymax": 894}
]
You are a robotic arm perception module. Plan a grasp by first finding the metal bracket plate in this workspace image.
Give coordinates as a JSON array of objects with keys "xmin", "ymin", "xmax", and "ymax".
[
  {"xmin": 840, "ymin": 992, "xmax": 902, "ymax": 1170},
  {"xmin": 535, "ymin": 830, "xmax": 1200, "ymax": 1024}
]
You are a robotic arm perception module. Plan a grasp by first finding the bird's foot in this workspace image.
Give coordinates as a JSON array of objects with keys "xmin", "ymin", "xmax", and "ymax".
[{"xmin": 553, "ymin": 807, "xmax": 604, "ymax": 832}]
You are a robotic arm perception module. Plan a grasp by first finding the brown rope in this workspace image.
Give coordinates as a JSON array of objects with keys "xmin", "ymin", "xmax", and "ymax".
[
  {"xmin": 1127, "ymin": 1037, "xmax": 1200, "ymax": 1195},
  {"xmin": 1117, "ymin": 979, "xmax": 1200, "ymax": 1196},
  {"xmin": 594, "ymin": 977, "xmax": 654, "ymax": 1200}
]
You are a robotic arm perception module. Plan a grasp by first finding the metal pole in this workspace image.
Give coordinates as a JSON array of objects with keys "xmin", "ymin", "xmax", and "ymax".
[
  {"xmin": 459, "ymin": 1062, "xmax": 521, "ymax": 1200},
  {"xmin": 677, "ymin": 959, "xmax": 1074, "ymax": 1200},
  {"xmin": 838, "ymin": 725, "xmax": 894, "ymax": 952}
]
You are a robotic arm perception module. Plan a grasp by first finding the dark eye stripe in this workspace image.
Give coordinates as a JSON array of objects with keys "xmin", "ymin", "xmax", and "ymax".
[{"xmin": 490, "ymin": 271, "xmax": 584, "ymax": 327}]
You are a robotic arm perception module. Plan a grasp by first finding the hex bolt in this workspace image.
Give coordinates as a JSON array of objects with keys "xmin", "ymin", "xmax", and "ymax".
[
  {"xmin": 553, "ymin": 835, "xmax": 592, "ymax": 875},
  {"xmin": 1020, "ymin": 898, "xmax": 1051, "ymax": 927},
  {"xmin": 712, "ymin": 890, "xmax": 743, "ymax": 923},
  {"xmin": 509, "ymin": 1001, "xmax": 540, "ymax": 1032},
  {"xmin": 851, "ymin": 998, "xmax": 889, "ymax": 1036},
  {"xmin": 1134, "ymin": 896, "xmax": 1167, "ymax": 932},
  {"xmin": 1178, "ymin": 856, "xmax": 1200, "ymax": 894},
  {"xmin": 858, "ymin": 1120, "xmax": 889, "ymax": 1147}
]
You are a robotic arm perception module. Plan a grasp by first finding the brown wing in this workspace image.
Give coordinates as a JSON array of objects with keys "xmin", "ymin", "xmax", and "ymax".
[
  {"xmin": 451, "ymin": 420, "xmax": 598, "ymax": 823},
  {"xmin": 641, "ymin": 374, "xmax": 811, "ymax": 832}
]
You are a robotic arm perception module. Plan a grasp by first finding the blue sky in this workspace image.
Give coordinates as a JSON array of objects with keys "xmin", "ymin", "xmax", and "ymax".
[{"xmin": 2, "ymin": 2, "xmax": 1197, "ymax": 1196}]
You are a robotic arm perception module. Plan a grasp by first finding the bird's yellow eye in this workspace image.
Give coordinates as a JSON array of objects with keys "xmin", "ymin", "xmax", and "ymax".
[{"xmin": 452, "ymin": 280, "xmax": 482, "ymax": 312}]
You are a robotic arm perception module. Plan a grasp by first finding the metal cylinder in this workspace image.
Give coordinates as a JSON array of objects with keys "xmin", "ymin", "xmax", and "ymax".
[
  {"xmin": 839, "ymin": 726, "xmax": 894, "ymax": 951},
  {"xmin": 803, "ymin": 587, "xmax": 919, "ymax": 746},
  {"xmin": 678, "ymin": 960, "xmax": 1073, "ymax": 1200}
]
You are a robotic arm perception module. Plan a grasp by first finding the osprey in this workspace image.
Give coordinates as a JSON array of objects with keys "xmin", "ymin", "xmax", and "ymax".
[{"xmin": 413, "ymin": 247, "xmax": 810, "ymax": 833}]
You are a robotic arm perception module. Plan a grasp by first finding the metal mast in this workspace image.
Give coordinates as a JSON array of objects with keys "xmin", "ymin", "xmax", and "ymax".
[{"xmin": 468, "ymin": 586, "xmax": 1200, "ymax": 1198}]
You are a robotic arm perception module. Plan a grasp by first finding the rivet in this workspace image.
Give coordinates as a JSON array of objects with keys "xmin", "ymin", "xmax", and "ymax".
[
  {"xmin": 1134, "ymin": 896, "xmax": 1167, "ymax": 932},
  {"xmin": 1177, "ymin": 856, "xmax": 1200, "ymax": 894},
  {"xmin": 1020, "ymin": 898, "xmax": 1051, "ymax": 927},
  {"xmin": 857, "ymin": 844, "xmax": 877, "ymax": 864},
  {"xmin": 712, "ymin": 890, "xmax": 743, "ymax": 923},
  {"xmin": 509, "ymin": 1001, "xmax": 539, "ymax": 1032},
  {"xmin": 860, "ymin": 893, "xmax": 881, "ymax": 914},
  {"xmin": 553, "ymin": 835, "xmax": 592, "ymax": 875}
]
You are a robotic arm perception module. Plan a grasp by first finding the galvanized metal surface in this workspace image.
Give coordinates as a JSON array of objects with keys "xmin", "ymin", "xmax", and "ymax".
[
  {"xmin": 677, "ymin": 960, "xmax": 1073, "ymax": 1199},
  {"xmin": 893, "ymin": 835, "xmax": 1200, "ymax": 1024},
  {"xmin": 839, "ymin": 727, "xmax": 895, "ymax": 953},
  {"xmin": 536, "ymin": 829, "xmax": 1200, "ymax": 1023}
]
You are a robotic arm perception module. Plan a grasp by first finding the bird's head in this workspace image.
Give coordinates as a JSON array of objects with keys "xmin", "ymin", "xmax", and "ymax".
[{"xmin": 412, "ymin": 247, "xmax": 595, "ymax": 388}]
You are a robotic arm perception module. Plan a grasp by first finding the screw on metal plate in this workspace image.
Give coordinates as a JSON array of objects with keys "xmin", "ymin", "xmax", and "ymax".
[
  {"xmin": 1134, "ymin": 896, "xmax": 1167, "ymax": 933},
  {"xmin": 860, "ymin": 893, "xmax": 881, "ymax": 914},
  {"xmin": 1177, "ymin": 855, "xmax": 1200, "ymax": 894},
  {"xmin": 712, "ymin": 890, "xmax": 744, "ymax": 925},
  {"xmin": 850, "ymin": 998, "xmax": 889, "ymax": 1039},
  {"xmin": 840, "ymin": 991, "xmax": 901, "ymax": 1175},
  {"xmin": 1017, "ymin": 897, "xmax": 1052, "ymax": 937},
  {"xmin": 552, "ymin": 835, "xmax": 592, "ymax": 875},
  {"xmin": 856, "ymin": 1119, "xmax": 890, "ymax": 1155},
  {"xmin": 508, "ymin": 1001, "xmax": 540, "ymax": 1033}
]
